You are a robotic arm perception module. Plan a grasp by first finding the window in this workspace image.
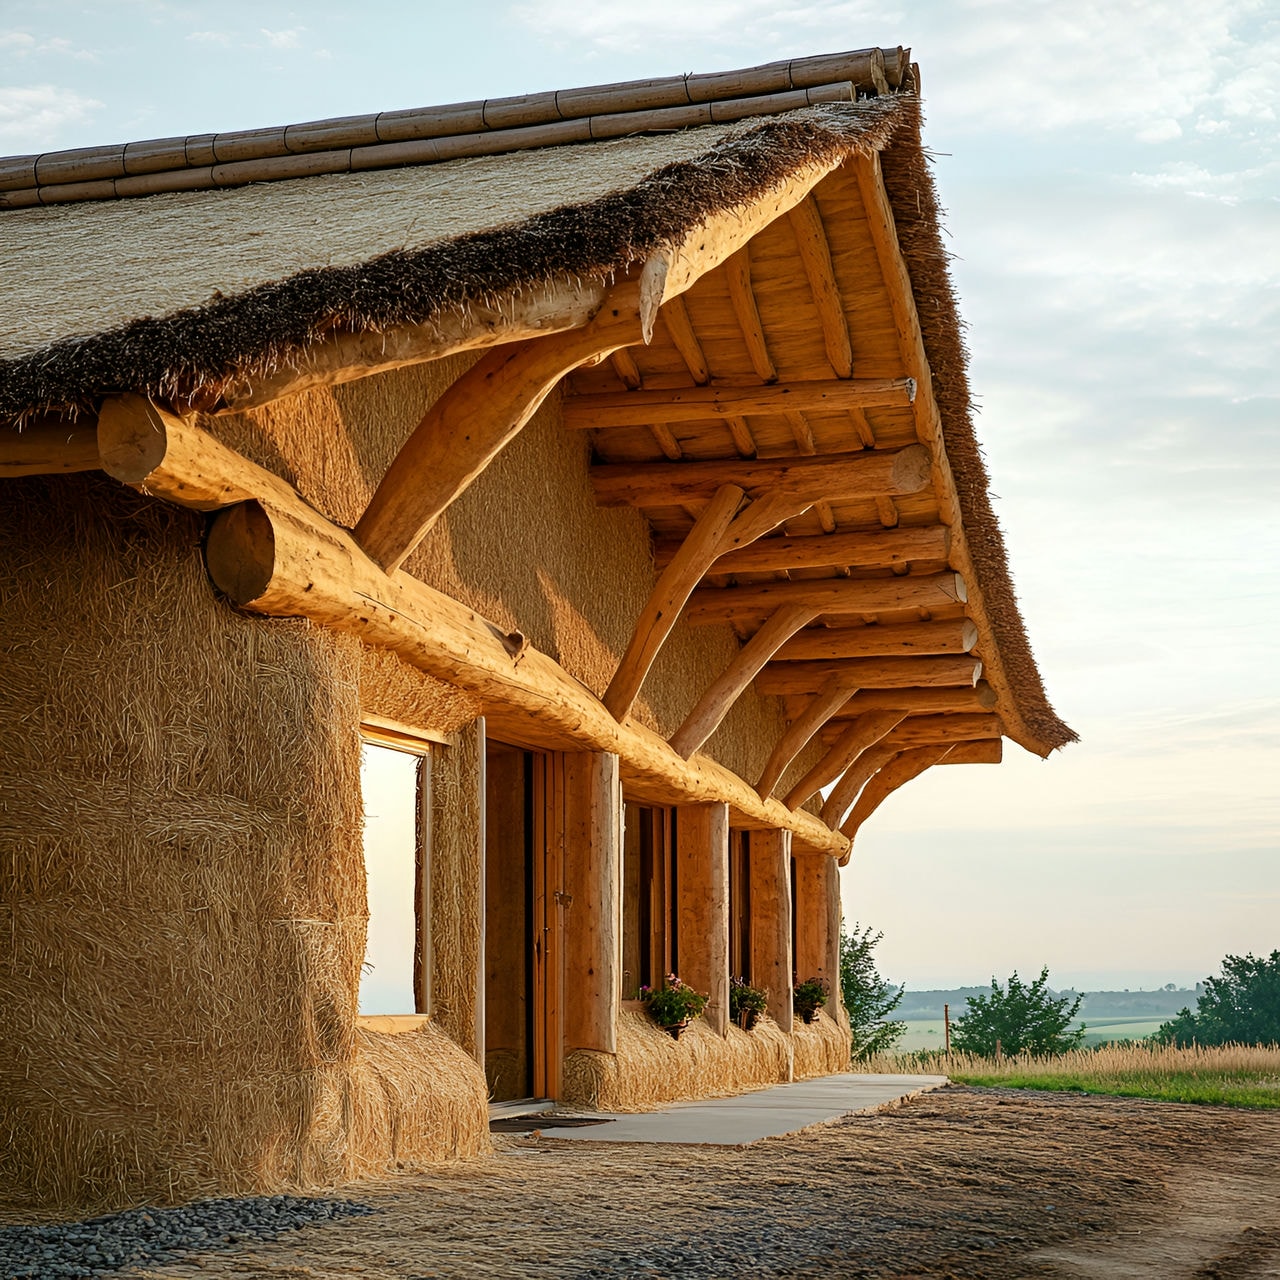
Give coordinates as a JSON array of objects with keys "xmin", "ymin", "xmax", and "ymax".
[
  {"xmin": 358, "ymin": 736, "xmax": 431, "ymax": 1017},
  {"xmin": 621, "ymin": 803, "xmax": 675, "ymax": 997}
]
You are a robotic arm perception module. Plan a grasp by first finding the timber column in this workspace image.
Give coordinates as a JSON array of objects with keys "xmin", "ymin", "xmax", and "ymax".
[
  {"xmin": 676, "ymin": 802, "xmax": 730, "ymax": 1035},
  {"xmin": 794, "ymin": 853, "xmax": 841, "ymax": 996},
  {"xmin": 748, "ymin": 828, "xmax": 793, "ymax": 1033},
  {"xmin": 562, "ymin": 752, "xmax": 623, "ymax": 1055}
]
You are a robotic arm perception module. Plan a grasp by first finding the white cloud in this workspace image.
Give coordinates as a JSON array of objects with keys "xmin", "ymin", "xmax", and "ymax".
[
  {"xmin": 0, "ymin": 84, "xmax": 101, "ymax": 146},
  {"xmin": 0, "ymin": 31, "xmax": 37, "ymax": 53},
  {"xmin": 260, "ymin": 27, "xmax": 303, "ymax": 50},
  {"xmin": 186, "ymin": 30, "xmax": 233, "ymax": 46}
]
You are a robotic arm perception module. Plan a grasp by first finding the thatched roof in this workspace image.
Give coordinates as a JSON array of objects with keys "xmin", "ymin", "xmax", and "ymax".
[{"xmin": 0, "ymin": 49, "xmax": 1074, "ymax": 781}]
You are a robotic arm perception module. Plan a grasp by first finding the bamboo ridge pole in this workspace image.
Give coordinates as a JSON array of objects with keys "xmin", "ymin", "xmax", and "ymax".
[
  {"xmin": 566, "ymin": 378, "xmax": 916, "ymax": 430},
  {"xmin": 0, "ymin": 77, "xmax": 866, "ymax": 210},
  {"xmin": 1, "ymin": 48, "xmax": 893, "ymax": 193}
]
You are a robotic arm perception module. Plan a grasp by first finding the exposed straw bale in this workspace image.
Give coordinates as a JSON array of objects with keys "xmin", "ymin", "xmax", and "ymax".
[
  {"xmin": 358, "ymin": 645, "xmax": 479, "ymax": 734},
  {"xmin": 792, "ymin": 1012, "xmax": 853, "ymax": 1079},
  {"xmin": 427, "ymin": 719, "xmax": 484, "ymax": 1058},
  {"xmin": 561, "ymin": 1009, "xmax": 793, "ymax": 1111},
  {"xmin": 0, "ymin": 475, "xmax": 487, "ymax": 1213},
  {"xmin": 347, "ymin": 1025, "xmax": 490, "ymax": 1176}
]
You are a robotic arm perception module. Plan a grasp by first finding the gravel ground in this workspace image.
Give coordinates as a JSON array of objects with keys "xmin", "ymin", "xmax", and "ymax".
[{"xmin": 3, "ymin": 1086, "xmax": 1278, "ymax": 1279}]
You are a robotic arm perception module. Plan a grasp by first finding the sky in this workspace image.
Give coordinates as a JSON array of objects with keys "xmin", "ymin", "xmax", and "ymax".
[{"xmin": 3, "ymin": 1, "xmax": 1276, "ymax": 992}]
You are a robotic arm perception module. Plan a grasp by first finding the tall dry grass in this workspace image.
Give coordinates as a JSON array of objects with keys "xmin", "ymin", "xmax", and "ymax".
[{"xmin": 857, "ymin": 1041, "xmax": 1280, "ymax": 1109}]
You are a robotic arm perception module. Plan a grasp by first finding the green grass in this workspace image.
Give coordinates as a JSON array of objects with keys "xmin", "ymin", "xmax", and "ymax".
[{"xmin": 862, "ymin": 1042, "xmax": 1280, "ymax": 1110}]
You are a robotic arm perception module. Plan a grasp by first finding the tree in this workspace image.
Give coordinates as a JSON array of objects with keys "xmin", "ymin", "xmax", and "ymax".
[
  {"xmin": 951, "ymin": 967, "xmax": 1084, "ymax": 1057},
  {"xmin": 839, "ymin": 923, "xmax": 906, "ymax": 1058},
  {"xmin": 1154, "ymin": 950, "xmax": 1280, "ymax": 1047}
]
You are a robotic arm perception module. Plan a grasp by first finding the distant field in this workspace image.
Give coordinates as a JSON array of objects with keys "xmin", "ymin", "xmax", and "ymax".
[{"xmin": 895, "ymin": 1014, "xmax": 1167, "ymax": 1051}]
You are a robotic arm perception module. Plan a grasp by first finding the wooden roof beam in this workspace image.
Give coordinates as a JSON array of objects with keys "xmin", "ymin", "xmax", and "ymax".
[
  {"xmin": 754, "ymin": 671, "xmax": 865, "ymax": 799},
  {"xmin": 653, "ymin": 524, "xmax": 950, "ymax": 573},
  {"xmin": 784, "ymin": 710, "xmax": 909, "ymax": 809},
  {"xmin": 756, "ymin": 655, "xmax": 983, "ymax": 699},
  {"xmin": 604, "ymin": 488, "xmax": 811, "ymax": 722},
  {"xmin": 593, "ymin": 443, "xmax": 929, "ymax": 509},
  {"xmin": 941, "ymin": 739, "xmax": 1003, "ymax": 765},
  {"xmin": 0, "ymin": 418, "xmax": 101, "ymax": 477},
  {"xmin": 564, "ymin": 376, "xmax": 914, "ymax": 429},
  {"xmin": 787, "ymin": 195, "xmax": 854, "ymax": 379},
  {"xmin": 776, "ymin": 618, "xmax": 977, "ymax": 663},
  {"xmin": 817, "ymin": 712, "xmax": 1002, "ymax": 749},
  {"xmin": 685, "ymin": 571, "xmax": 966, "ymax": 626},
  {"xmin": 816, "ymin": 681, "xmax": 999, "ymax": 720},
  {"xmin": 355, "ymin": 282, "xmax": 647, "ymax": 572},
  {"xmin": 725, "ymin": 246, "xmax": 777, "ymax": 382},
  {"xmin": 670, "ymin": 603, "xmax": 819, "ymax": 759}
]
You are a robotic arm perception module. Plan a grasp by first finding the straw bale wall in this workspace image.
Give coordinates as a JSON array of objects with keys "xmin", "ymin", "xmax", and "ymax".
[
  {"xmin": 562, "ymin": 1009, "xmax": 794, "ymax": 1112},
  {"xmin": 207, "ymin": 366, "xmax": 824, "ymax": 795},
  {"xmin": 0, "ymin": 475, "xmax": 486, "ymax": 1214},
  {"xmin": 426, "ymin": 719, "xmax": 485, "ymax": 1058}
]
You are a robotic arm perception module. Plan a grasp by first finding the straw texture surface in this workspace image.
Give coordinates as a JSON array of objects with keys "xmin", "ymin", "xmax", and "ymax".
[{"xmin": 0, "ymin": 475, "xmax": 486, "ymax": 1212}]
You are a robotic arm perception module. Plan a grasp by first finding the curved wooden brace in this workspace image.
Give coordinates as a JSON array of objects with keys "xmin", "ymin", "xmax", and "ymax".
[
  {"xmin": 754, "ymin": 671, "xmax": 863, "ymax": 799},
  {"xmin": 355, "ymin": 281, "xmax": 646, "ymax": 573},
  {"xmin": 840, "ymin": 744, "xmax": 955, "ymax": 839},
  {"xmin": 783, "ymin": 710, "xmax": 909, "ymax": 810},
  {"xmin": 820, "ymin": 739, "xmax": 902, "ymax": 828},
  {"xmin": 670, "ymin": 603, "xmax": 819, "ymax": 759},
  {"xmin": 603, "ymin": 489, "xmax": 811, "ymax": 723}
]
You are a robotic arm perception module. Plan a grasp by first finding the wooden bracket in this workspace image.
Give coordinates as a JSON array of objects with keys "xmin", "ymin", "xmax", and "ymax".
[
  {"xmin": 354, "ymin": 281, "xmax": 646, "ymax": 573},
  {"xmin": 840, "ymin": 744, "xmax": 954, "ymax": 839},
  {"xmin": 783, "ymin": 711, "xmax": 909, "ymax": 810}
]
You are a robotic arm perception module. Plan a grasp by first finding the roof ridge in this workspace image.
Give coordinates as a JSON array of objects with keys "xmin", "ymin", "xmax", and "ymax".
[{"xmin": 0, "ymin": 47, "xmax": 912, "ymax": 209}]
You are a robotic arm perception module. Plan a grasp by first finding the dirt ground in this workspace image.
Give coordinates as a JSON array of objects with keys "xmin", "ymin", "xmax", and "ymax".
[{"xmin": 70, "ymin": 1086, "xmax": 1280, "ymax": 1278}]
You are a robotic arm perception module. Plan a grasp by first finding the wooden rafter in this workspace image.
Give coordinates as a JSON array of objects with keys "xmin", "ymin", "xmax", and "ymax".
[
  {"xmin": 785, "ymin": 411, "xmax": 817, "ymax": 454},
  {"xmin": 593, "ymin": 444, "xmax": 929, "ymax": 509},
  {"xmin": 354, "ymin": 285, "xmax": 648, "ymax": 572},
  {"xmin": 670, "ymin": 603, "xmax": 818, "ymax": 759},
  {"xmin": 563, "ymin": 377, "xmax": 914, "ymax": 429},
  {"xmin": 723, "ymin": 416, "xmax": 757, "ymax": 458},
  {"xmin": 610, "ymin": 348, "xmax": 643, "ymax": 389},
  {"xmin": 661, "ymin": 296, "xmax": 711, "ymax": 384},
  {"xmin": 0, "ymin": 418, "xmax": 100, "ymax": 477},
  {"xmin": 684, "ymin": 571, "xmax": 966, "ymax": 626},
  {"xmin": 840, "ymin": 744, "xmax": 953, "ymax": 838},
  {"xmin": 755, "ymin": 655, "xmax": 983, "ymax": 698},
  {"xmin": 941, "ymin": 739, "xmax": 1003, "ymax": 765},
  {"xmin": 774, "ymin": 619, "xmax": 978, "ymax": 662},
  {"xmin": 787, "ymin": 195, "xmax": 854, "ymax": 378},
  {"xmin": 602, "ymin": 488, "xmax": 811, "ymax": 722},
  {"xmin": 754, "ymin": 671, "xmax": 865, "ymax": 799},
  {"xmin": 784, "ymin": 710, "xmax": 909, "ymax": 810},
  {"xmin": 725, "ymin": 246, "xmax": 777, "ymax": 382},
  {"xmin": 654, "ymin": 524, "xmax": 950, "ymax": 573}
]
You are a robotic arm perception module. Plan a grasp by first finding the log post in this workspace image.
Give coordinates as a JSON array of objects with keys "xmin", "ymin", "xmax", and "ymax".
[
  {"xmin": 748, "ymin": 828, "xmax": 793, "ymax": 1035},
  {"xmin": 562, "ymin": 752, "xmax": 623, "ymax": 1055},
  {"xmin": 675, "ymin": 802, "xmax": 730, "ymax": 1036},
  {"xmin": 794, "ymin": 853, "xmax": 840, "ymax": 996}
]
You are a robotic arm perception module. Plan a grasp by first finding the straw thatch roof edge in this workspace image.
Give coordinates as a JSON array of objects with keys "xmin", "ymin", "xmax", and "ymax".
[
  {"xmin": 0, "ymin": 98, "xmax": 907, "ymax": 424},
  {"xmin": 880, "ymin": 121, "xmax": 1077, "ymax": 751}
]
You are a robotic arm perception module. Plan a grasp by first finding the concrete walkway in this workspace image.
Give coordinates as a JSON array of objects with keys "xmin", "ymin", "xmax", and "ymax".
[{"xmin": 541, "ymin": 1072, "xmax": 949, "ymax": 1147}]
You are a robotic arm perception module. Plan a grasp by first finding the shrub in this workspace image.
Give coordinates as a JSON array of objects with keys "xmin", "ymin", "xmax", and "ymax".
[
  {"xmin": 794, "ymin": 976, "xmax": 829, "ymax": 1022},
  {"xmin": 729, "ymin": 977, "xmax": 768, "ymax": 1027},
  {"xmin": 951, "ymin": 966, "xmax": 1084, "ymax": 1056},
  {"xmin": 639, "ymin": 975, "xmax": 709, "ymax": 1028},
  {"xmin": 839, "ymin": 923, "xmax": 906, "ymax": 1059},
  {"xmin": 1154, "ymin": 950, "xmax": 1280, "ymax": 1047}
]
